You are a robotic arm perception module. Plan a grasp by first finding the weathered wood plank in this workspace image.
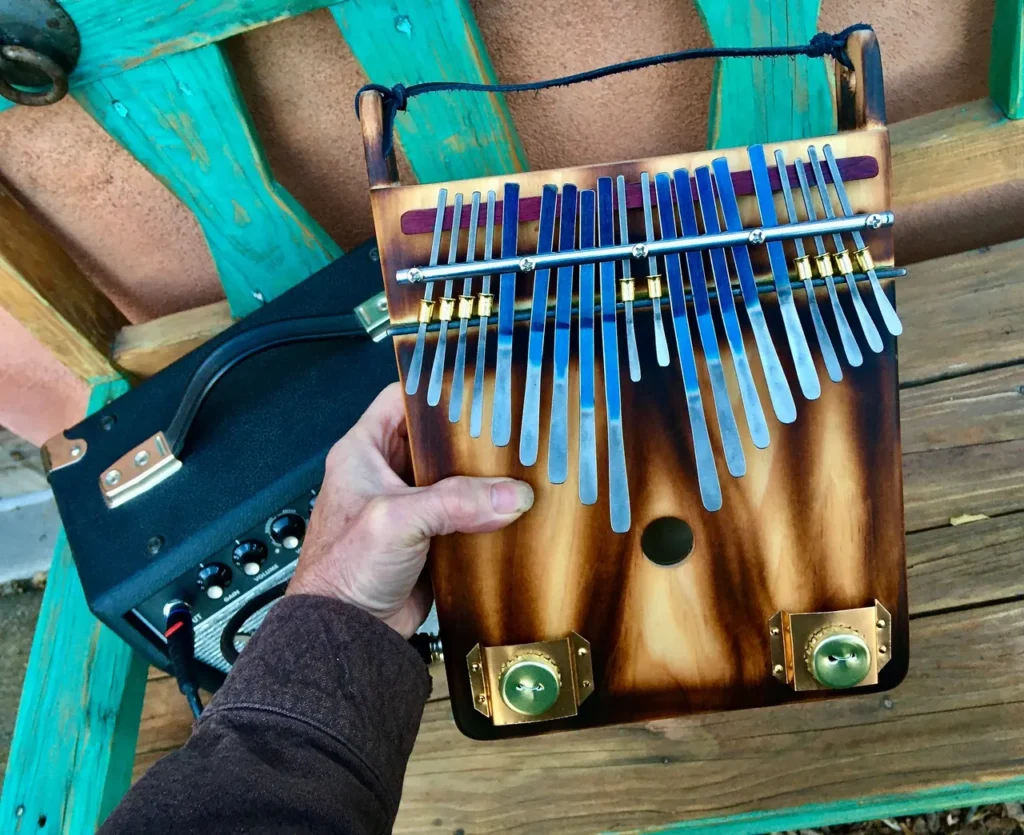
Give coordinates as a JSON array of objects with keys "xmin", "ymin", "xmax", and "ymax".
[
  {"xmin": 74, "ymin": 44, "xmax": 341, "ymax": 318},
  {"xmin": 332, "ymin": 0, "xmax": 527, "ymax": 183},
  {"xmin": 113, "ymin": 300, "xmax": 233, "ymax": 378},
  {"xmin": 898, "ymin": 239, "xmax": 1024, "ymax": 386},
  {"xmin": 890, "ymin": 98, "xmax": 1024, "ymax": 210},
  {"xmin": 990, "ymin": 0, "xmax": 1024, "ymax": 119},
  {"xmin": 0, "ymin": 0, "xmax": 341, "ymax": 115},
  {"xmin": 0, "ymin": 380, "xmax": 150, "ymax": 833},
  {"xmin": 695, "ymin": 0, "xmax": 835, "ymax": 148},
  {"xmin": 0, "ymin": 180, "xmax": 126, "ymax": 381}
]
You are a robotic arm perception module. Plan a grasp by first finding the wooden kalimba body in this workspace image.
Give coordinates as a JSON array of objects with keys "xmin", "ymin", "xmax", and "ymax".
[{"xmin": 359, "ymin": 30, "xmax": 907, "ymax": 739}]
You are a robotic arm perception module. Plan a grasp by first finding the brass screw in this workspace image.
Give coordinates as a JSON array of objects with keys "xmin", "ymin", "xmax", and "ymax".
[
  {"xmin": 104, "ymin": 469, "xmax": 121, "ymax": 486},
  {"xmin": 877, "ymin": 619, "xmax": 886, "ymax": 628},
  {"xmin": 878, "ymin": 644, "xmax": 888, "ymax": 654},
  {"xmin": 773, "ymin": 664, "xmax": 784, "ymax": 675},
  {"xmin": 770, "ymin": 626, "xmax": 780, "ymax": 636},
  {"xmin": 470, "ymin": 662, "xmax": 480, "ymax": 672},
  {"xmin": 581, "ymin": 680, "xmax": 591, "ymax": 688},
  {"xmin": 134, "ymin": 450, "xmax": 150, "ymax": 467},
  {"xmin": 577, "ymin": 647, "xmax": 588, "ymax": 656},
  {"xmin": 476, "ymin": 694, "xmax": 487, "ymax": 704}
]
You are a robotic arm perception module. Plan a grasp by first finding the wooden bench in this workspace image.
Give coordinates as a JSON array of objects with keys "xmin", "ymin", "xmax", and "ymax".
[{"xmin": 1, "ymin": 1, "xmax": 1023, "ymax": 831}]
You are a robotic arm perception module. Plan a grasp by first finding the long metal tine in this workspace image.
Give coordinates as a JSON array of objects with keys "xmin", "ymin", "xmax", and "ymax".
[
  {"xmin": 640, "ymin": 172, "xmax": 670, "ymax": 366},
  {"xmin": 449, "ymin": 192, "xmax": 481, "ymax": 422},
  {"xmin": 616, "ymin": 176, "xmax": 641, "ymax": 382},
  {"xmin": 674, "ymin": 169, "xmax": 745, "ymax": 476},
  {"xmin": 405, "ymin": 188, "xmax": 447, "ymax": 395},
  {"xmin": 654, "ymin": 172, "xmax": 722, "ymax": 511},
  {"xmin": 747, "ymin": 144, "xmax": 821, "ymax": 401},
  {"xmin": 427, "ymin": 192, "xmax": 463, "ymax": 406},
  {"xmin": 519, "ymin": 185, "xmax": 558, "ymax": 466},
  {"xmin": 794, "ymin": 159, "xmax": 863, "ymax": 367},
  {"xmin": 597, "ymin": 177, "xmax": 631, "ymax": 532},
  {"xmin": 491, "ymin": 183, "xmax": 520, "ymax": 446},
  {"xmin": 822, "ymin": 144, "xmax": 903, "ymax": 337},
  {"xmin": 548, "ymin": 184, "xmax": 578, "ymax": 484},
  {"xmin": 806, "ymin": 146, "xmax": 883, "ymax": 353},
  {"xmin": 577, "ymin": 189, "xmax": 599, "ymax": 506},
  {"xmin": 469, "ymin": 191, "xmax": 497, "ymax": 438},
  {"xmin": 694, "ymin": 166, "xmax": 770, "ymax": 449},
  {"xmin": 711, "ymin": 158, "xmax": 796, "ymax": 424},
  {"xmin": 773, "ymin": 150, "xmax": 843, "ymax": 384}
]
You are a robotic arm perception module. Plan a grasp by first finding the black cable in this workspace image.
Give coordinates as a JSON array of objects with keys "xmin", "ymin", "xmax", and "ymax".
[
  {"xmin": 219, "ymin": 581, "xmax": 289, "ymax": 666},
  {"xmin": 165, "ymin": 313, "xmax": 370, "ymax": 456},
  {"xmin": 164, "ymin": 601, "xmax": 203, "ymax": 719}
]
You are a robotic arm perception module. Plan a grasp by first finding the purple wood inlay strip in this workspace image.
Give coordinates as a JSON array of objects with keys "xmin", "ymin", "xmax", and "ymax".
[{"xmin": 399, "ymin": 155, "xmax": 879, "ymax": 235}]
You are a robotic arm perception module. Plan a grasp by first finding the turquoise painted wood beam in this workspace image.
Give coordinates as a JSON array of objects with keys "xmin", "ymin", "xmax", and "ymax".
[
  {"xmin": 74, "ymin": 44, "xmax": 341, "ymax": 317},
  {"xmin": 990, "ymin": 0, "xmax": 1024, "ymax": 119},
  {"xmin": 0, "ymin": 0, "xmax": 342, "ymax": 115},
  {"xmin": 332, "ymin": 0, "xmax": 528, "ymax": 182},
  {"xmin": 0, "ymin": 380, "xmax": 150, "ymax": 834},
  {"xmin": 695, "ymin": 0, "xmax": 836, "ymax": 149}
]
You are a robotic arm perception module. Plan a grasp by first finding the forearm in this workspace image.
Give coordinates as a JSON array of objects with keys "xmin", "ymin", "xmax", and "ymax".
[{"xmin": 101, "ymin": 595, "xmax": 431, "ymax": 834}]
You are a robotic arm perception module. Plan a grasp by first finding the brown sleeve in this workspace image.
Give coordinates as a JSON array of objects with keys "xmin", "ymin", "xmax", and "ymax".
[{"xmin": 100, "ymin": 594, "xmax": 432, "ymax": 835}]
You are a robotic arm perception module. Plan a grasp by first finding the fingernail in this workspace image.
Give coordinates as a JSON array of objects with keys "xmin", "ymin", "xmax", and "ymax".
[{"xmin": 490, "ymin": 480, "xmax": 534, "ymax": 514}]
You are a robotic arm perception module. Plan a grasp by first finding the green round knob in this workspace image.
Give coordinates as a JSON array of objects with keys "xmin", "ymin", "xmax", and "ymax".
[
  {"xmin": 808, "ymin": 630, "xmax": 872, "ymax": 689},
  {"xmin": 499, "ymin": 654, "xmax": 561, "ymax": 716}
]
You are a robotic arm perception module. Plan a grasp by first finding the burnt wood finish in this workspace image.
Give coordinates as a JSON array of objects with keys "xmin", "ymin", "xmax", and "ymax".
[{"xmin": 358, "ymin": 51, "xmax": 905, "ymax": 738}]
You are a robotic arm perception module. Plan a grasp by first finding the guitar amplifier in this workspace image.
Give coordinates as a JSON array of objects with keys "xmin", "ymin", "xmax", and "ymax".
[{"xmin": 43, "ymin": 240, "xmax": 397, "ymax": 692}]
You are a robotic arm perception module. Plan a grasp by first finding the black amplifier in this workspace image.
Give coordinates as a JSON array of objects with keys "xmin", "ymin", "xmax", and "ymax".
[{"xmin": 43, "ymin": 241, "xmax": 397, "ymax": 692}]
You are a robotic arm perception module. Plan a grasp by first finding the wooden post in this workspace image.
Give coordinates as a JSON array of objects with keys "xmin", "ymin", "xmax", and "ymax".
[{"xmin": 990, "ymin": 0, "xmax": 1024, "ymax": 119}]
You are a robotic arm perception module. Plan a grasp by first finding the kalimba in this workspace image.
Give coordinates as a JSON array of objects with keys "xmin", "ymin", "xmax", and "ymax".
[{"xmin": 358, "ymin": 29, "xmax": 907, "ymax": 738}]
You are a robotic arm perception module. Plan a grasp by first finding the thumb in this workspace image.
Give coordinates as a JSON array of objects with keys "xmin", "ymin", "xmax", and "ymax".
[{"xmin": 390, "ymin": 476, "xmax": 534, "ymax": 544}]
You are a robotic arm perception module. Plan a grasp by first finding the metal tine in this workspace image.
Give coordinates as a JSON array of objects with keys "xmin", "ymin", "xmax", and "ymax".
[
  {"xmin": 491, "ymin": 182, "xmax": 520, "ymax": 446},
  {"xmin": 597, "ymin": 177, "xmax": 631, "ymax": 532},
  {"xmin": 711, "ymin": 158, "xmax": 796, "ymax": 424},
  {"xmin": 693, "ymin": 166, "xmax": 770, "ymax": 449},
  {"xmin": 449, "ymin": 192, "xmax": 481, "ymax": 422},
  {"xmin": 640, "ymin": 172, "xmax": 671, "ymax": 366},
  {"xmin": 577, "ymin": 189, "xmax": 599, "ymax": 506},
  {"xmin": 427, "ymin": 192, "xmax": 464, "ymax": 406},
  {"xmin": 793, "ymin": 158, "xmax": 863, "ymax": 367},
  {"xmin": 822, "ymin": 144, "xmax": 903, "ymax": 337},
  {"xmin": 673, "ymin": 169, "xmax": 745, "ymax": 477},
  {"xmin": 773, "ymin": 150, "xmax": 843, "ymax": 384},
  {"xmin": 748, "ymin": 145, "xmax": 822, "ymax": 401},
  {"xmin": 405, "ymin": 188, "xmax": 447, "ymax": 395},
  {"xmin": 616, "ymin": 176, "xmax": 641, "ymax": 382},
  {"xmin": 654, "ymin": 172, "xmax": 722, "ymax": 511},
  {"xmin": 469, "ymin": 191, "xmax": 497, "ymax": 438},
  {"xmin": 519, "ymin": 185, "xmax": 558, "ymax": 466},
  {"xmin": 548, "ymin": 184, "xmax": 578, "ymax": 484},
  {"xmin": 806, "ymin": 146, "xmax": 883, "ymax": 353}
]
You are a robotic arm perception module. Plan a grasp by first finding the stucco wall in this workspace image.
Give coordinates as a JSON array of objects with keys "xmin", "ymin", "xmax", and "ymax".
[{"xmin": 0, "ymin": 0, "xmax": 1015, "ymax": 444}]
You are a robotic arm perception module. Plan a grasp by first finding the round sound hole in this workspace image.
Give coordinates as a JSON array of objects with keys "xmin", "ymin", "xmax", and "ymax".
[{"xmin": 641, "ymin": 517, "xmax": 695, "ymax": 567}]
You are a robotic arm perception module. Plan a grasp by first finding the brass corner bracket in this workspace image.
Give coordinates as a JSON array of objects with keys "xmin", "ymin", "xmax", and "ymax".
[
  {"xmin": 99, "ymin": 431, "xmax": 181, "ymax": 508},
  {"xmin": 467, "ymin": 633, "xmax": 594, "ymax": 726},
  {"xmin": 41, "ymin": 433, "xmax": 87, "ymax": 474},
  {"xmin": 769, "ymin": 600, "xmax": 892, "ymax": 692}
]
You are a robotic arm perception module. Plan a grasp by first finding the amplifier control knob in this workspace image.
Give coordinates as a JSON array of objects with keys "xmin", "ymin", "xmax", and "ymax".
[
  {"xmin": 270, "ymin": 513, "xmax": 305, "ymax": 550},
  {"xmin": 197, "ymin": 563, "xmax": 232, "ymax": 600},
  {"xmin": 232, "ymin": 540, "xmax": 268, "ymax": 576}
]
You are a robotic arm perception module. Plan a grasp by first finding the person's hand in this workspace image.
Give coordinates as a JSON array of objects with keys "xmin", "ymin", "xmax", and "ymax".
[{"xmin": 287, "ymin": 383, "xmax": 534, "ymax": 637}]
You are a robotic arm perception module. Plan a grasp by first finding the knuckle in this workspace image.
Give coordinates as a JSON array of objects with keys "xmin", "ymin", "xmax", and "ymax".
[{"xmin": 361, "ymin": 495, "xmax": 395, "ymax": 536}]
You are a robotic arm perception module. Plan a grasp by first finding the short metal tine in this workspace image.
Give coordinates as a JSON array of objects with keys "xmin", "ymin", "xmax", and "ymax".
[
  {"xmin": 577, "ymin": 189, "xmax": 599, "ymax": 506},
  {"xmin": 674, "ymin": 169, "xmax": 745, "ymax": 477},
  {"xmin": 747, "ymin": 144, "xmax": 821, "ymax": 401},
  {"xmin": 548, "ymin": 184, "xmax": 578, "ymax": 484},
  {"xmin": 640, "ymin": 172, "xmax": 671, "ymax": 366},
  {"xmin": 491, "ymin": 182, "xmax": 520, "ymax": 446},
  {"xmin": 519, "ymin": 185, "xmax": 558, "ymax": 466},
  {"xmin": 427, "ymin": 192, "xmax": 463, "ymax": 406},
  {"xmin": 449, "ymin": 191, "xmax": 481, "ymax": 422},
  {"xmin": 774, "ymin": 149, "xmax": 843, "ymax": 384},
  {"xmin": 822, "ymin": 143, "xmax": 903, "ymax": 336},
  {"xmin": 711, "ymin": 158, "xmax": 796, "ymax": 424},
  {"xmin": 794, "ymin": 158, "xmax": 862, "ymax": 367},
  {"xmin": 806, "ymin": 146, "xmax": 883, "ymax": 353},
  {"xmin": 616, "ymin": 175, "xmax": 641, "ymax": 382},
  {"xmin": 406, "ymin": 188, "xmax": 447, "ymax": 395},
  {"xmin": 694, "ymin": 166, "xmax": 770, "ymax": 449},
  {"xmin": 654, "ymin": 172, "xmax": 722, "ymax": 511},
  {"xmin": 598, "ymin": 177, "xmax": 631, "ymax": 532},
  {"xmin": 469, "ymin": 191, "xmax": 497, "ymax": 438}
]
